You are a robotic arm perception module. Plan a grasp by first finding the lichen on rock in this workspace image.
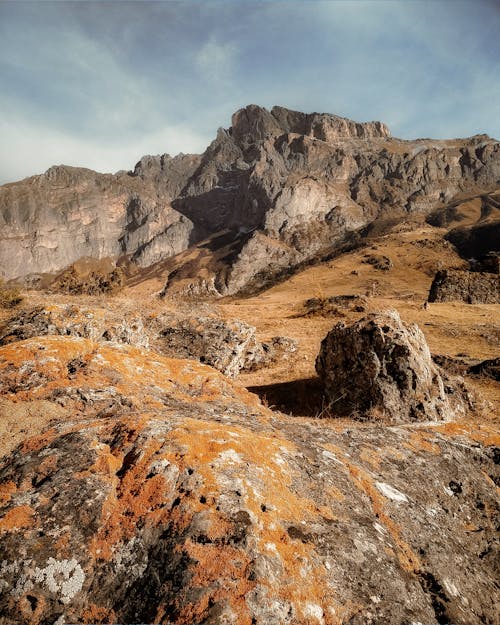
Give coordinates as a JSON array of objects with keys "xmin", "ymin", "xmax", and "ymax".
[{"xmin": 0, "ymin": 335, "xmax": 497, "ymax": 624}]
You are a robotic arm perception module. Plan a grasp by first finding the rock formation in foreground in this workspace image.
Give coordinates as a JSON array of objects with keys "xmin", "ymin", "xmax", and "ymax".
[
  {"xmin": 428, "ymin": 269, "xmax": 500, "ymax": 304},
  {"xmin": 1, "ymin": 105, "xmax": 499, "ymax": 296},
  {"xmin": 0, "ymin": 336, "xmax": 498, "ymax": 624},
  {"xmin": 315, "ymin": 311, "xmax": 469, "ymax": 422},
  {"xmin": 0, "ymin": 304, "xmax": 296, "ymax": 378}
]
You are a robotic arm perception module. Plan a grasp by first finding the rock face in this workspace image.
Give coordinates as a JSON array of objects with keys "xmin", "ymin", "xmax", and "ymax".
[
  {"xmin": 159, "ymin": 316, "xmax": 267, "ymax": 377},
  {"xmin": 0, "ymin": 336, "xmax": 498, "ymax": 625},
  {"xmin": 1, "ymin": 105, "xmax": 499, "ymax": 295},
  {"xmin": 428, "ymin": 269, "xmax": 500, "ymax": 304},
  {"xmin": 0, "ymin": 305, "xmax": 149, "ymax": 349},
  {"xmin": 0, "ymin": 155, "xmax": 200, "ymax": 281},
  {"xmin": 158, "ymin": 317, "xmax": 297, "ymax": 377},
  {"xmin": 0, "ymin": 306, "xmax": 297, "ymax": 379},
  {"xmin": 315, "ymin": 311, "xmax": 466, "ymax": 422}
]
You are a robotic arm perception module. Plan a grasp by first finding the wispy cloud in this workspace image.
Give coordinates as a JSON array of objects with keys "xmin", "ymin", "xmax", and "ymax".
[
  {"xmin": 0, "ymin": 0, "xmax": 498, "ymax": 184},
  {"xmin": 195, "ymin": 36, "xmax": 237, "ymax": 83},
  {"xmin": 0, "ymin": 112, "xmax": 209, "ymax": 183}
]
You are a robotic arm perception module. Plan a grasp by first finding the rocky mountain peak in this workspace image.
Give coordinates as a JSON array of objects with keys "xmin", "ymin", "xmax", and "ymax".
[
  {"xmin": 0, "ymin": 105, "xmax": 498, "ymax": 288},
  {"xmin": 230, "ymin": 104, "xmax": 391, "ymax": 150}
]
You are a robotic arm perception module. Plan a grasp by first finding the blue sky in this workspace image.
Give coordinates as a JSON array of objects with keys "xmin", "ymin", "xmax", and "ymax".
[{"xmin": 1, "ymin": 0, "xmax": 499, "ymax": 184}]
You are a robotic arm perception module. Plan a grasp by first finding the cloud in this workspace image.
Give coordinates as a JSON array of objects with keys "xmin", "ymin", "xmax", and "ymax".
[
  {"xmin": 195, "ymin": 36, "xmax": 238, "ymax": 83},
  {"xmin": 0, "ymin": 113, "xmax": 209, "ymax": 184}
]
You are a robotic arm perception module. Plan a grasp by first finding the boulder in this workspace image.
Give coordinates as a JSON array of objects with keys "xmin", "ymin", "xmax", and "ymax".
[
  {"xmin": 0, "ymin": 336, "xmax": 497, "ymax": 624},
  {"xmin": 158, "ymin": 316, "xmax": 266, "ymax": 377},
  {"xmin": 0, "ymin": 305, "xmax": 149, "ymax": 349},
  {"xmin": 428, "ymin": 269, "xmax": 500, "ymax": 304},
  {"xmin": 316, "ymin": 310, "xmax": 466, "ymax": 422},
  {"xmin": 158, "ymin": 316, "xmax": 297, "ymax": 377}
]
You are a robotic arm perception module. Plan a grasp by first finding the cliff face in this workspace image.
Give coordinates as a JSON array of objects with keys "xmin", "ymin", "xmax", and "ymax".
[
  {"xmin": 1, "ymin": 105, "xmax": 499, "ymax": 290},
  {"xmin": 0, "ymin": 154, "xmax": 200, "ymax": 280}
]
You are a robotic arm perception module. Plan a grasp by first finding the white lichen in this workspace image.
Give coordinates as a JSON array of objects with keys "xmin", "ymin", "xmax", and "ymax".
[
  {"xmin": 33, "ymin": 557, "xmax": 85, "ymax": 604},
  {"xmin": 303, "ymin": 602, "xmax": 325, "ymax": 623}
]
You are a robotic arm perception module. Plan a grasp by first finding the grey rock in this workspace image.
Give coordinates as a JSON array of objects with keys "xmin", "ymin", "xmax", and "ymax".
[
  {"xmin": 0, "ymin": 305, "xmax": 149, "ymax": 349},
  {"xmin": 158, "ymin": 316, "xmax": 267, "ymax": 378},
  {"xmin": 315, "ymin": 310, "xmax": 467, "ymax": 422},
  {"xmin": 428, "ymin": 269, "xmax": 500, "ymax": 304}
]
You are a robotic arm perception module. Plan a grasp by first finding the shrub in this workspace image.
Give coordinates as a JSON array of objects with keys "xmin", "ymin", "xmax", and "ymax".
[{"xmin": 0, "ymin": 279, "xmax": 23, "ymax": 308}]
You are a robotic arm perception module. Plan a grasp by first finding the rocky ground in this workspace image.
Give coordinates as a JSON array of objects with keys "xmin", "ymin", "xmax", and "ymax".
[{"xmin": 0, "ymin": 209, "xmax": 498, "ymax": 625}]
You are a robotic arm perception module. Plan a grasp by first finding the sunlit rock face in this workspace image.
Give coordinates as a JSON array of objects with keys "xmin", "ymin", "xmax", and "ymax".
[
  {"xmin": 0, "ymin": 336, "xmax": 498, "ymax": 625},
  {"xmin": 315, "ymin": 310, "xmax": 469, "ymax": 422},
  {"xmin": 428, "ymin": 269, "xmax": 500, "ymax": 304},
  {"xmin": 1, "ymin": 105, "xmax": 499, "ymax": 295}
]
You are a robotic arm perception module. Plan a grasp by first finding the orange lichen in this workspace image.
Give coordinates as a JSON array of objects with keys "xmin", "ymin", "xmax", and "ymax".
[
  {"xmin": 322, "ymin": 443, "xmax": 421, "ymax": 573},
  {"xmin": 18, "ymin": 593, "xmax": 47, "ymax": 625},
  {"xmin": 359, "ymin": 445, "xmax": 383, "ymax": 469},
  {"xmin": 429, "ymin": 421, "xmax": 500, "ymax": 447},
  {"xmin": 0, "ymin": 480, "xmax": 17, "ymax": 504},
  {"xmin": 21, "ymin": 429, "xmax": 58, "ymax": 453},
  {"xmin": 0, "ymin": 505, "xmax": 36, "ymax": 531},
  {"xmin": 403, "ymin": 430, "xmax": 441, "ymax": 455},
  {"xmin": 326, "ymin": 485, "xmax": 345, "ymax": 502},
  {"xmin": 179, "ymin": 540, "xmax": 254, "ymax": 625},
  {"xmin": 463, "ymin": 522, "xmax": 479, "ymax": 532},
  {"xmin": 79, "ymin": 604, "xmax": 116, "ymax": 623},
  {"xmin": 55, "ymin": 530, "xmax": 72, "ymax": 553}
]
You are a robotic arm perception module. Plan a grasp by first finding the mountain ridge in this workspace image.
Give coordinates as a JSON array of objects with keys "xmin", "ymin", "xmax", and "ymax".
[{"xmin": 1, "ymin": 105, "xmax": 499, "ymax": 291}]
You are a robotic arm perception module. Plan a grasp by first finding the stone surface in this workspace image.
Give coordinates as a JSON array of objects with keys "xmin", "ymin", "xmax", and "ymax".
[
  {"xmin": 428, "ymin": 269, "xmax": 500, "ymax": 304},
  {"xmin": 315, "ymin": 310, "xmax": 468, "ymax": 422},
  {"xmin": 158, "ymin": 316, "xmax": 285, "ymax": 378},
  {"xmin": 0, "ymin": 306, "xmax": 297, "ymax": 379},
  {"xmin": 0, "ymin": 155, "xmax": 200, "ymax": 281},
  {"xmin": 1, "ymin": 106, "xmax": 499, "ymax": 297},
  {"xmin": 468, "ymin": 357, "xmax": 500, "ymax": 381},
  {"xmin": 0, "ymin": 305, "xmax": 149, "ymax": 349},
  {"xmin": 0, "ymin": 336, "xmax": 498, "ymax": 625}
]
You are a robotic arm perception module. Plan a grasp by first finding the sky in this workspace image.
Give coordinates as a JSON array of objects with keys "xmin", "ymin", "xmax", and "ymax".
[{"xmin": 1, "ymin": 0, "xmax": 499, "ymax": 184}]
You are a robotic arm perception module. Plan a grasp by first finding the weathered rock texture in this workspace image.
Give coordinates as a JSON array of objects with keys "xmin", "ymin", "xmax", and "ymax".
[
  {"xmin": 316, "ymin": 311, "xmax": 467, "ymax": 422},
  {"xmin": 468, "ymin": 357, "xmax": 500, "ymax": 381},
  {"xmin": 0, "ymin": 155, "xmax": 200, "ymax": 281},
  {"xmin": 428, "ymin": 269, "xmax": 500, "ymax": 304},
  {"xmin": 159, "ymin": 316, "xmax": 267, "ymax": 377},
  {"xmin": 0, "ymin": 305, "xmax": 149, "ymax": 349},
  {"xmin": 0, "ymin": 306, "xmax": 296, "ymax": 379},
  {"xmin": 1, "ymin": 106, "xmax": 499, "ymax": 295},
  {"xmin": 0, "ymin": 336, "xmax": 498, "ymax": 625}
]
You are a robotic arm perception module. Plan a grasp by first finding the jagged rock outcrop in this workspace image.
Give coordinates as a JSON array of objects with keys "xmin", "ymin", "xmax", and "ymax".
[
  {"xmin": 0, "ymin": 154, "xmax": 200, "ymax": 281},
  {"xmin": 428, "ymin": 269, "xmax": 500, "ymax": 304},
  {"xmin": 0, "ymin": 336, "xmax": 497, "ymax": 625},
  {"xmin": 158, "ymin": 316, "xmax": 266, "ymax": 377},
  {"xmin": 0, "ymin": 305, "xmax": 149, "ymax": 349},
  {"xmin": 158, "ymin": 316, "xmax": 296, "ymax": 377},
  {"xmin": 1, "ymin": 105, "xmax": 499, "ymax": 294},
  {"xmin": 0, "ymin": 306, "xmax": 297, "ymax": 379},
  {"xmin": 316, "ymin": 310, "xmax": 468, "ymax": 422}
]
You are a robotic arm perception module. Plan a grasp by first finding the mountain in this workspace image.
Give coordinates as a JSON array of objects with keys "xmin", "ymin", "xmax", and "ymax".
[
  {"xmin": 0, "ymin": 107, "xmax": 499, "ymax": 623},
  {"xmin": 1, "ymin": 105, "xmax": 499, "ymax": 293}
]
